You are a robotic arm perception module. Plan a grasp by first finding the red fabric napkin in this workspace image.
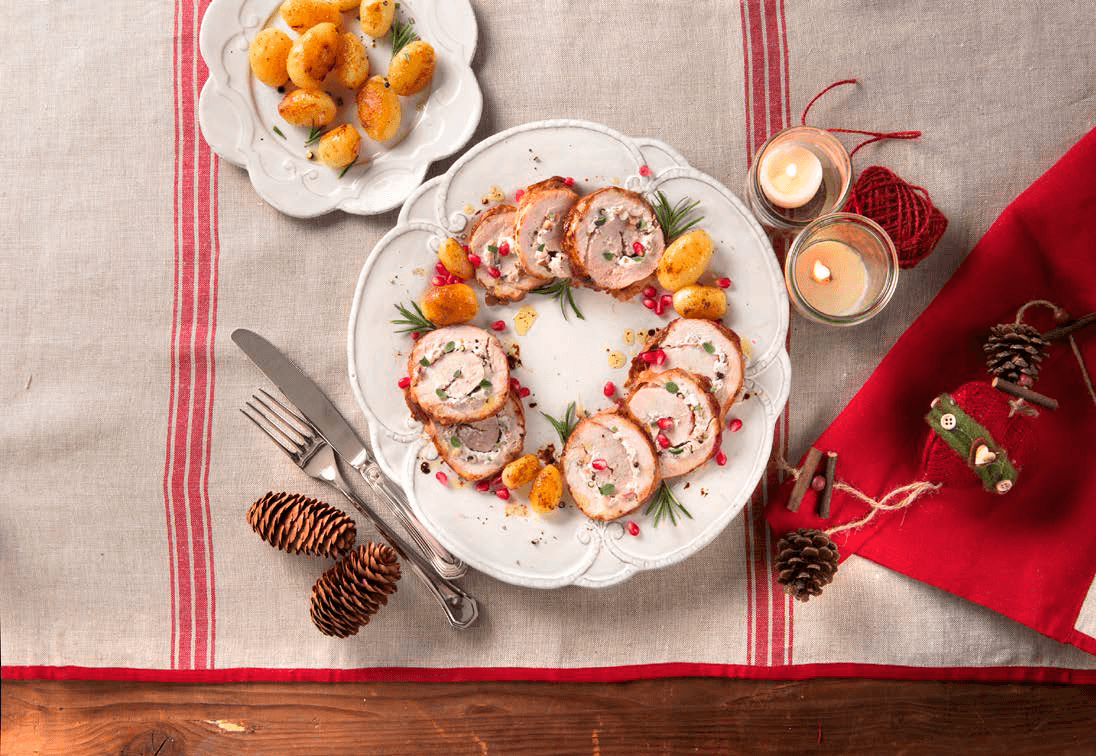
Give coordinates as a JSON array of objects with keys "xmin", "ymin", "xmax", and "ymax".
[{"xmin": 767, "ymin": 128, "xmax": 1096, "ymax": 655}]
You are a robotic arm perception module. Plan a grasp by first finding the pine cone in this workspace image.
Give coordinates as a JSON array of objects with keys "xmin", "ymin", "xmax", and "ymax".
[
  {"xmin": 983, "ymin": 322, "xmax": 1049, "ymax": 383},
  {"xmin": 247, "ymin": 491, "xmax": 356, "ymax": 559},
  {"xmin": 775, "ymin": 528, "xmax": 839, "ymax": 602},
  {"xmin": 310, "ymin": 542, "xmax": 401, "ymax": 637}
]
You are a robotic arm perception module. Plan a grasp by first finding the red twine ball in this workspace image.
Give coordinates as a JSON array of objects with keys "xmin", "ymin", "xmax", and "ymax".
[{"xmin": 843, "ymin": 165, "xmax": 948, "ymax": 269}]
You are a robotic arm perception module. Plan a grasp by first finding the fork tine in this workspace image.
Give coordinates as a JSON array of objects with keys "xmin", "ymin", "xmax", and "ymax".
[
  {"xmin": 240, "ymin": 405, "xmax": 299, "ymax": 459},
  {"xmin": 245, "ymin": 397, "xmax": 309, "ymax": 456},
  {"xmin": 257, "ymin": 388, "xmax": 315, "ymax": 438},
  {"xmin": 251, "ymin": 391, "xmax": 311, "ymax": 446}
]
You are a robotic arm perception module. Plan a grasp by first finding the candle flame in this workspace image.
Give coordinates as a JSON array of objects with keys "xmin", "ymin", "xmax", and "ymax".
[
  {"xmin": 785, "ymin": 163, "xmax": 797, "ymax": 178},
  {"xmin": 811, "ymin": 259, "xmax": 832, "ymax": 283}
]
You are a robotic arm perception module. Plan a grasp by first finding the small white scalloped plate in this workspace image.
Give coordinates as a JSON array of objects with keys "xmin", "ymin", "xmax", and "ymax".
[
  {"xmin": 348, "ymin": 120, "xmax": 790, "ymax": 588},
  {"xmin": 198, "ymin": 0, "xmax": 482, "ymax": 217}
]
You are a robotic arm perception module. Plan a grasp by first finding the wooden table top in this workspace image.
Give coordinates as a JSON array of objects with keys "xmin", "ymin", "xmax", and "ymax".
[{"xmin": 4, "ymin": 678, "xmax": 1094, "ymax": 754}]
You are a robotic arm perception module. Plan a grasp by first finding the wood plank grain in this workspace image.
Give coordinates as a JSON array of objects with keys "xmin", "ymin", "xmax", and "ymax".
[{"xmin": 3, "ymin": 679, "xmax": 1095, "ymax": 755}]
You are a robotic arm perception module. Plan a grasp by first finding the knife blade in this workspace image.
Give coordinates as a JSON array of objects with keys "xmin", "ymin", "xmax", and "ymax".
[{"xmin": 232, "ymin": 328, "xmax": 466, "ymax": 578}]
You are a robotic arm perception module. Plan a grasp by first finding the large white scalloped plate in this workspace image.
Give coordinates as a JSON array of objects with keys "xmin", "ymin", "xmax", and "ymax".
[
  {"xmin": 198, "ymin": 0, "xmax": 482, "ymax": 217},
  {"xmin": 348, "ymin": 120, "xmax": 790, "ymax": 588}
]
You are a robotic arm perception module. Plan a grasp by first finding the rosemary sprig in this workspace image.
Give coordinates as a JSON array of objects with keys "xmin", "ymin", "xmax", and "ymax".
[
  {"xmin": 644, "ymin": 482, "xmax": 693, "ymax": 527},
  {"xmin": 540, "ymin": 402, "xmax": 578, "ymax": 444},
  {"xmin": 304, "ymin": 124, "xmax": 326, "ymax": 147},
  {"xmin": 390, "ymin": 19, "xmax": 418, "ymax": 58},
  {"xmin": 532, "ymin": 279, "xmax": 585, "ymax": 321},
  {"xmin": 390, "ymin": 301, "xmax": 436, "ymax": 337},
  {"xmin": 337, "ymin": 158, "xmax": 359, "ymax": 178},
  {"xmin": 652, "ymin": 191, "xmax": 704, "ymax": 242},
  {"xmin": 272, "ymin": 124, "xmax": 286, "ymax": 139}
]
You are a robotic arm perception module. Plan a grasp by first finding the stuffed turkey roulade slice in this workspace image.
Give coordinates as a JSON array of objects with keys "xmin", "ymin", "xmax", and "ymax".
[
  {"xmin": 406, "ymin": 325, "xmax": 510, "ymax": 424},
  {"xmin": 468, "ymin": 205, "xmax": 543, "ymax": 302},
  {"xmin": 624, "ymin": 368, "xmax": 721, "ymax": 478},
  {"xmin": 425, "ymin": 393, "xmax": 525, "ymax": 481},
  {"xmin": 560, "ymin": 410, "xmax": 660, "ymax": 521},
  {"xmin": 562, "ymin": 187, "xmax": 665, "ymax": 295},
  {"xmin": 629, "ymin": 318, "xmax": 744, "ymax": 419},
  {"xmin": 514, "ymin": 176, "xmax": 578, "ymax": 280}
]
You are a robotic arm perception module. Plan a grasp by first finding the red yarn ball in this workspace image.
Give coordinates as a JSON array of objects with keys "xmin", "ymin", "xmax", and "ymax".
[{"xmin": 843, "ymin": 165, "xmax": 947, "ymax": 269}]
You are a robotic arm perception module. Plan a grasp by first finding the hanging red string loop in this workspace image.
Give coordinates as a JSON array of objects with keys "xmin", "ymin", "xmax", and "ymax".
[{"xmin": 801, "ymin": 78, "xmax": 922, "ymax": 157}]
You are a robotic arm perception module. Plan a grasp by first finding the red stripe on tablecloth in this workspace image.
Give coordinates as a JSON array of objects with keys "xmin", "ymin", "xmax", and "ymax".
[
  {"xmin": 165, "ymin": 0, "xmax": 218, "ymax": 671},
  {"xmin": 740, "ymin": 0, "xmax": 792, "ymax": 667},
  {"xmin": 4, "ymin": 663, "xmax": 1094, "ymax": 684}
]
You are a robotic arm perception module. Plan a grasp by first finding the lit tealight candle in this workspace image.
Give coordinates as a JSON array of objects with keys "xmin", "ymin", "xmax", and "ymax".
[
  {"xmin": 794, "ymin": 240, "xmax": 868, "ymax": 316},
  {"xmin": 758, "ymin": 143, "xmax": 823, "ymax": 209}
]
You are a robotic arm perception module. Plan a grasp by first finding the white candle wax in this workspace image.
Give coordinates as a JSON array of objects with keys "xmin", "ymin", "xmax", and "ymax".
[
  {"xmin": 794, "ymin": 240, "xmax": 868, "ymax": 316},
  {"xmin": 758, "ymin": 143, "xmax": 823, "ymax": 209}
]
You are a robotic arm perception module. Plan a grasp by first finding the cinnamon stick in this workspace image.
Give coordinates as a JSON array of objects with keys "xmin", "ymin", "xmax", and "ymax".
[
  {"xmin": 991, "ymin": 377, "xmax": 1058, "ymax": 409},
  {"xmin": 817, "ymin": 452, "xmax": 838, "ymax": 519},
  {"xmin": 1042, "ymin": 312, "xmax": 1096, "ymax": 342},
  {"xmin": 787, "ymin": 447, "xmax": 823, "ymax": 512}
]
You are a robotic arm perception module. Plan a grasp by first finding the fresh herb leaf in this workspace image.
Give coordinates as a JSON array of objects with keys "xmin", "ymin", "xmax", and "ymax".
[
  {"xmin": 449, "ymin": 435, "xmax": 461, "ymax": 447},
  {"xmin": 390, "ymin": 19, "xmax": 419, "ymax": 58},
  {"xmin": 272, "ymin": 125, "xmax": 286, "ymax": 139},
  {"xmin": 537, "ymin": 243, "xmax": 545, "ymax": 252},
  {"xmin": 453, "ymin": 369, "xmax": 462, "ymax": 379},
  {"xmin": 594, "ymin": 213, "xmax": 607, "ymax": 227},
  {"xmin": 477, "ymin": 378, "xmax": 492, "ymax": 391},
  {"xmin": 532, "ymin": 279, "xmax": 585, "ymax": 321},
  {"xmin": 598, "ymin": 483, "xmax": 616, "ymax": 496},
  {"xmin": 541, "ymin": 402, "xmax": 578, "ymax": 444},
  {"xmin": 391, "ymin": 301, "xmax": 437, "ymax": 337},
  {"xmin": 602, "ymin": 252, "xmax": 615, "ymax": 261},
  {"xmin": 337, "ymin": 158, "xmax": 359, "ymax": 178},
  {"xmin": 488, "ymin": 244, "xmax": 498, "ymax": 255},
  {"xmin": 652, "ymin": 191, "xmax": 703, "ymax": 242},
  {"xmin": 668, "ymin": 446, "xmax": 684, "ymax": 455},
  {"xmin": 644, "ymin": 482, "xmax": 693, "ymax": 527},
  {"xmin": 419, "ymin": 357, "xmax": 430, "ymax": 367},
  {"xmin": 702, "ymin": 341, "xmax": 715, "ymax": 354},
  {"xmin": 304, "ymin": 124, "xmax": 326, "ymax": 146},
  {"xmin": 435, "ymin": 388, "xmax": 448, "ymax": 399},
  {"xmin": 444, "ymin": 341, "xmax": 456, "ymax": 353},
  {"xmin": 664, "ymin": 381, "xmax": 679, "ymax": 394}
]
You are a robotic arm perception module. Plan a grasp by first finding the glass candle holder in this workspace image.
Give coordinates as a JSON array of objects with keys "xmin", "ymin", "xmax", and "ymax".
[
  {"xmin": 746, "ymin": 126, "xmax": 853, "ymax": 231},
  {"xmin": 785, "ymin": 213, "xmax": 899, "ymax": 326}
]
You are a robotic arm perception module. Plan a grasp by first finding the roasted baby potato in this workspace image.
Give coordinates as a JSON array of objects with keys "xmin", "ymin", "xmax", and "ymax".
[
  {"xmin": 276, "ymin": 88, "xmax": 337, "ymax": 127},
  {"xmin": 657, "ymin": 229, "xmax": 713, "ymax": 292},
  {"xmin": 329, "ymin": 32, "xmax": 369, "ymax": 89},
  {"xmin": 356, "ymin": 75, "xmax": 400, "ymax": 141},
  {"xmin": 420, "ymin": 283, "xmax": 477, "ymax": 326},
  {"xmin": 360, "ymin": 0, "xmax": 395, "ymax": 37},
  {"xmin": 386, "ymin": 40, "xmax": 435, "ymax": 96},
  {"xmin": 437, "ymin": 238, "xmax": 474, "ymax": 279},
  {"xmin": 502, "ymin": 454, "xmax": 541, "ymax": 490},
  {"xmin": 248, "ymin": 29, "xmax": 293, "ymax": 88},
  {"xmin": 287, "ymin": 22, "xmax": 340, "ymax": 89},
  {"xmin": 279, "ymin": 0, "xmax": 341, "ymax": 33},
  {"xmin": 529, "ymin": 464, "xmax": 563, "ymax": 514},
  {"xmin": 671, "ymin": 284, "xmax": 727, "ymax": 320},
  {"xmin": 334, "ymin": 0, "xmax": 359, "ymax": 9},
  {"xmin": 315, "ymin": 124, "xmax": 361, "ymax": 168}
]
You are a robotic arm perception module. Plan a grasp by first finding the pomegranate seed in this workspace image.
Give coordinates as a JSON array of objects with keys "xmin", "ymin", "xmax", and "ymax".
[
  {"xmin": 563, "ymin": 176, "xmax": 574, "ymax": 187},
  {"xmin": 660, "ymin": 294, "xmax": 672, "ymax": 308},
  {"xmin": 653, "ymin": 349, "xmax": 667, "ymax": 365},
  {"xmin": 461, "ymin": 244, "xmax": 470, "ymax": 253},
  {"xmin": 431, "ymin": 276, "xmax": 445, "ymax": 286},
  {"xmin": 591, "ymin": 458, "xmax": 608, "ymax": 471},
  {"xmin": 642, "ymin": 286, "xmax": 657, "ymax": 298},
  {"xmin": 640, "ymin": 351, "xmax": 657, "ymax": 364},
  {"xmin": 656, "ymin": 433, "xmax": 670, "ymax": 449},
  {"xmin": 632, "ymin": 241, "xmax": 644, "ymax": 254},
  {"xmin": 498, "ymin": 241, "xmax": 510, "ymax": 256},
  {"xmin": 397, "ymin": 376, "xmax": 411, "ymax": 389},
  {"xmin": 654, "ymin": 299, "xmax": 665, "ymax": 316},
  {"xmin": 490, "ymin": 320, "xmax": 506, "ymax": 331},
  {"xmin": 715, "ymin": 450, "xmax": 727, "ymax": 466},
  {"xmin": 494, "ymin": 487, "xmax": 511, "ymax": 500},
  {"xmin": 490, "ymin": 473, "xmax": 504, "ymax": 486},
  {"xmin": 716, "ymin": 277, "xmax": 731, "ymax": 289},
  {"xmin": 811, "ymin": 474, "xmax": 826, "ymax": 492},
  {"xmin": 488, "ymin": 266, "xmax": 501, "ymax": 278},
  {"xmin": 475, "ymin": 480, "xmax": 491, "ymax": 492},
  {"xmin": 657, "ymin": 417, "xmax": 673, "ymax": 430},
  {"xmin": 467, "ymin": 253, "xmax": 481, "ymax": 267},
  {"xmin": 435, "ymin": 471, "xmax": 448, "ymax": 486},
  {"xmin": 435, "ymin": 262, "xmax": 448, "ymax": 275},
  {"xmin": 728, "ymin": 417, "xmax": 743, "ymax": 433},
  {"xmin": 638, "ymin": 164, "xmax": 651, "ymax": 177},
  {"xmin": 519, "ymin": 387, "xmax": 531, "ymax": 398},
  {"xmin": 410, "ymin": 332, "xmax": 421, "ymax": 341},
  {"xmin": 514, "ymin": 189, "xmax": 525, "ymax": 202},
  {"xmin": 642, "ymin": 297, "xmax": 656, "ymax": 310},
  {"xmin": 603, "ymin": 381, "xmax": 616, "ymax": 397},
  {"xmin": 510, "ymin": 377, "xmax": 521, "ymax": 391},
  {"xmin": 626, "ymin": 521, "xmax": 640, "ymax": 536}
]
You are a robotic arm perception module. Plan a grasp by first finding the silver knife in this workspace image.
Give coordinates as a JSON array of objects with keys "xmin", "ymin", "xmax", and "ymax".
[{"xmin": 231, "ymin": 328, "xmax": 467, "ymax": 579}]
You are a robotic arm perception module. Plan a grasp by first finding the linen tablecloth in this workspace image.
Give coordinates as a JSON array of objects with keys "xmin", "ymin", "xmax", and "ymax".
[{"xmin": 2, "ymin": 0, "xmax": 1095, "ymax": 683}]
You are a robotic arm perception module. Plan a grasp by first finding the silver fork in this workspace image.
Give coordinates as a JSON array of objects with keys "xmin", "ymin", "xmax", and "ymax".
[{"xmin": 243, "ymin": 389, "xmax": 479, "ymax": 630}]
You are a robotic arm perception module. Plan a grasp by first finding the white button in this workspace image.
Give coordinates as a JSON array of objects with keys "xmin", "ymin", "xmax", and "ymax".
[{"xmin": 940, "ymin": 413, "xmax": 957, "ymax": 430}]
